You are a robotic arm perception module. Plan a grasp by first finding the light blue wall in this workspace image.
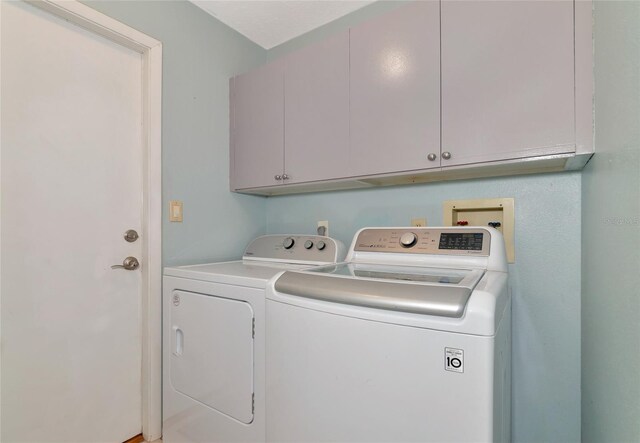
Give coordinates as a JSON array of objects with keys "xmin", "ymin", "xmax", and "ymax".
[
  {"xmin": 582, "ymin": 2, "xmax": 640, "ymax": 441},
  {"xmin": 266, "ymin": 3, "xmax": 583, "ymax": 440},
  {"xmin": 85, "ymin": 0, "xmax": 268, "ymax": 265},
  {"xmin": 85, "ymin": 2, "xmax": 587, "ymax": 441},
  {"xmin": 266, "ymin": 173, "xmax": 582, "ymax": 442}
]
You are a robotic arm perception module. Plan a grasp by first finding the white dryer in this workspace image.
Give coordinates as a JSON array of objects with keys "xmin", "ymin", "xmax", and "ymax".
[
  {"xmin": 162, "ymin": 235, "xmax": 346, "ymax": 443},
  {"xmin": 266, "ymin": 227, "xmax": 511, "ymax": 442}
]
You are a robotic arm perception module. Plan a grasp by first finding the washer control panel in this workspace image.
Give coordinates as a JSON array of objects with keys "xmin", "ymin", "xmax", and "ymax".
[
  {"xmin": 243, "ymin": 235, "xmax": 345, "ymax": 263},
  {"xmin": 354, "ymin": 228, "xmax": 491, "ymax": 256}
]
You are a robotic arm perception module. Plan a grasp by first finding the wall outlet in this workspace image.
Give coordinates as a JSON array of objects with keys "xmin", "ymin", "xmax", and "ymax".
[
  {"xmin": 411, "ymin": 217, "xmax": 427, "ymax": 227},
  {"xmin": 317, "ymin": 220, "xmax": 329, "ymax": 237}
]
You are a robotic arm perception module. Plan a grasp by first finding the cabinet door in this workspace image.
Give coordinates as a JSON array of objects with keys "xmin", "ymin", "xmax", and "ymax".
[
  {"xmin": 441, "ymin": 1, "xmax": 575, "ymax": 167},
  {"xmin": 284, "ymin": 32, "xmax": 350, "ymax": 184},
  {"xmin": 231, "ymin": 61, "xmax": 284, "ymax": 190},
  {"xmin": 350, "ymin": 2, "xmax": 440, "ymax": 176}
]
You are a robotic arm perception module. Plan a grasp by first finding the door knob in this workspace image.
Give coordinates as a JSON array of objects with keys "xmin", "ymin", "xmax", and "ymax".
[
  {"xmin": 427, "ymin": 153, "xmax": 437, "ymax": 161},
  {"xmin": 124, "ymin": 229, "xmax": 139, "ymax": 242},
  {"xmin": 441, "ymin": 151, "xmax": 452, "ymax": 160},
  {"xmin": 111, "ymin": 256, "xmax": 140, "ymax": 271}
]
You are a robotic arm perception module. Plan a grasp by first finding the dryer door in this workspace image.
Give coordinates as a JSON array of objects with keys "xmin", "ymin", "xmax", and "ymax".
[{"xmin": 170, "ymin": 290, "xmax": 254, "ymax": 423}]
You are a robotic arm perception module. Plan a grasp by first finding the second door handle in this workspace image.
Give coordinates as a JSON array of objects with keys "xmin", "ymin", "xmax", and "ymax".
[{"xmin": 111, "ymin": 256, "xmax": 140, "ymax": 271}]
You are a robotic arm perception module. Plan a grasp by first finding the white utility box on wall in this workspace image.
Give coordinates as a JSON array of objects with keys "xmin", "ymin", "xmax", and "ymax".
[{"xmin": 443, "ymin": 198, "xmax": 515, "ymax": 262}]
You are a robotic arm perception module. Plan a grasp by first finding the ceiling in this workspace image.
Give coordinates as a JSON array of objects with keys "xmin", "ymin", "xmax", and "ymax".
[{"xmin": 191, "ymin": 1, "xmax": 375, "ymax": 49}]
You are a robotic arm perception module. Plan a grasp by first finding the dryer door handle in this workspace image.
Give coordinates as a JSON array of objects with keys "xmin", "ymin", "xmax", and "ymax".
[{"xmin": 172, "ymin": 326, "xmax": 183, "ymax": 356}]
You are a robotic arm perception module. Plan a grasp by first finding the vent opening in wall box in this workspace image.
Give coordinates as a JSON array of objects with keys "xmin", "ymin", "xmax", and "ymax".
[{"xmin": 443, "ymin": 198, "xmax": 515, "ymax": 263}]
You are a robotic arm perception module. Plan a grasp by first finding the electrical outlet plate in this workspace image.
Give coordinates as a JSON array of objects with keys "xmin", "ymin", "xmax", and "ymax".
[
  {"xmin": 411, "ymin": 217, "xmax": 427, "ymax": 227},
  {"xmin": 443, "ymin": 198, "xmax": 515, "ymax": 263},
  {"xmin": 317, "ymin": 220, "xmax": 329, "ymax": 237}
]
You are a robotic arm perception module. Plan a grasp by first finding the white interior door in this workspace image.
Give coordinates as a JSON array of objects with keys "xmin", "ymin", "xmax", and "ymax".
[{"xmin": 1, "ymin": 1, "xmax": 145, "ymax": 441}]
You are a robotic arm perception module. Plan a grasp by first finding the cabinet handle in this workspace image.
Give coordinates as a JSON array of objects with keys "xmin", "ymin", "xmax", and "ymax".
[
  {"xmin": 274, "ymin": 175, "xmax": 282, "ymax": 181},
  {"xmin": 282, "ymin": 174, "xmax": 290, "ymax": 180},
  {"xmin": 427, "ymin": 153, "xmax": 437, "ymax": 161},
  {"xmin": 442, "ymin": 151, "xmax": 452, "ymax": 160}
]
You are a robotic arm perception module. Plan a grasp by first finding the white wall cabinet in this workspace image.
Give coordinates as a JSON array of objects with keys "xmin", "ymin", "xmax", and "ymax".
[
  {"xmin": 231, "ymin": 33, "xmax": 349, "ymax": 189},
  {"xmin": 441, "ymin": 1, "xmax": 576, "ymax": 167},
  {"xmin": 230, "ymin": 1, "xmax": 592, "ymax": 195},
  {"xmin": 284, "ymin": 31, "xmax": 350, "ymax": 184},
  {"xmin": 231, "ymin": 61, "xmax": 284, "ymax": 190},
  {"xmin": 349, "ymin": 1, "xmax": 440, "ymax": 176}
]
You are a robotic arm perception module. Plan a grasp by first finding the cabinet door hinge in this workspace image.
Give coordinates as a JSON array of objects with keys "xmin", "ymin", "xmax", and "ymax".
[
  {"xmin": 252, "ymin": 392, "xmax": 255, "ymax": 414},
  {"xmin": 252, "ymin": 317, "xmax": 255, "ymax": 338}
]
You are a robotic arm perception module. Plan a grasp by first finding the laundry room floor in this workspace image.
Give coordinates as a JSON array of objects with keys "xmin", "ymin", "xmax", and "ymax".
[{"xmin": 124, "ymin": 435, "xmax": 161, "ymax": 443}]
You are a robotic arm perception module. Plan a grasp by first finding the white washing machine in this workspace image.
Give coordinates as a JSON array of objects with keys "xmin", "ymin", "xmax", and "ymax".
[
  {"xmin": 266, "ymin": 227, "xmax": 511, "ymax": 442},
  {"xmin": 162, "ymin": 235, "xmax": 346, "ymax": 443}
]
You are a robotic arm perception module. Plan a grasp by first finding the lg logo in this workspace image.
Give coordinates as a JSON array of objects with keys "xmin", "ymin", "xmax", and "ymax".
[{"xmin": 445, "ymin": 347, "xmax": 464, "ymax": 373}]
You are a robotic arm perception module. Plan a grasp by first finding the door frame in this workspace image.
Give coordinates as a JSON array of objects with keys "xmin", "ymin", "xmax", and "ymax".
[{"xmin": 1, "ymin": 0, "xmax": 163, "ymax": 439}]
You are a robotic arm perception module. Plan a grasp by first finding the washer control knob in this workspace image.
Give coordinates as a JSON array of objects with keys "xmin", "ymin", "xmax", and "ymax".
[
  {"xmin": 304, "ymin": 240, "xmax": 314, "ymax": 249},
  {"xmin": 283, "ymin": 237, "xmax": 295, "ymax": 249},
  {"xmin": 316, "ymin": 240, "xmax": 326, "ymax": 251},
  {"xmin": 400, "ymin": 232, "xmax": 418, "ymax": 248}
]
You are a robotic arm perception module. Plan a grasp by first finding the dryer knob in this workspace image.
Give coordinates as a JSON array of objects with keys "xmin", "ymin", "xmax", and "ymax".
[
  {"xmin": 283, "ymin": 237, "xmax": 295, "ymax": 249},
  {"xmin": 400, "ymin": 232, "xmax": 418, "ymax": 248},
  {"xmin": 316, "ymin": 240, "xmax": 326, "ymax": 251},
  {"xmin": 304, "ymin": 240, "xmax": 314, "ymax": 249}
]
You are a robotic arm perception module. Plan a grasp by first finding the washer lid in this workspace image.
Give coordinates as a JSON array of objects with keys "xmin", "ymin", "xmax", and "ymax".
[
  {"xmin": 273, "ymin": 264, "xmax": 484, "ymax": 318},
  {"xmin": 310, "ymin": 263, "xmax": 479, "ymax": 284}
]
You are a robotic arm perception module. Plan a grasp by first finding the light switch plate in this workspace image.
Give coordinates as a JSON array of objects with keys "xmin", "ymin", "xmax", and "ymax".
[
  {"xmin": 169, "ymin": 200, "xmax": 183, "ymax": 222},
  {"xmin": 443, "ymin": 198, "xmax": 515, "ymax": 262}
]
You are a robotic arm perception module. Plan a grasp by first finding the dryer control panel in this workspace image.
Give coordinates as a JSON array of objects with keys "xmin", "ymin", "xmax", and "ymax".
[
  {"xmin": 243, "ymin": 235, "xmax": 346, "ymax": 264},
  {"xmin": 354, "ymin": 228, "xmax": 491, "ymax": 256}
]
